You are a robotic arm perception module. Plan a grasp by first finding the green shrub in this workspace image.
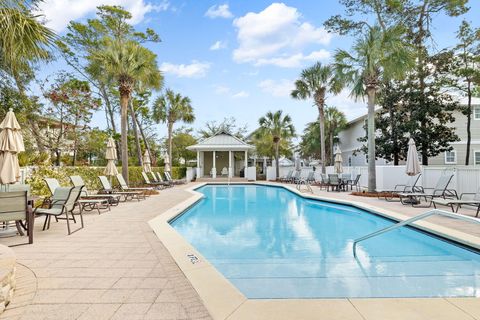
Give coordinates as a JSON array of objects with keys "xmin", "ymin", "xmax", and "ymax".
[{"xmin": 25, "ymin": 165, "xmax": 187, "ymax": 197}]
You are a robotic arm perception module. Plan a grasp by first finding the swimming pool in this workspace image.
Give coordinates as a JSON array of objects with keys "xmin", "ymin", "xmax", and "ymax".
[{"xmin": 170, "ymin": 184, "xmax": 480, "ymax": 299}]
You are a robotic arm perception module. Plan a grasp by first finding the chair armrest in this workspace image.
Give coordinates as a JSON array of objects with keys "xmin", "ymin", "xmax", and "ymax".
[
  {"xmin": 460, "ymin": 193, "xmax": 476, "ymax": 199},
  {"xmin": 394, "ymin": 184, "xmax": 407, "ymax": 190}
]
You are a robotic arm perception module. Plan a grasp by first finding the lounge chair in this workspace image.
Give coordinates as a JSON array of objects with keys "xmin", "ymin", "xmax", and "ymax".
[
  {"xmin": 34, "ymin": 186, "xmax": 84, "ymax": 235},
  {"xmin": 151, "ymin": 172, "xmax": 173, "ymax": 187},
  {"xmin": 142, "ymin": 172, "xmax": 166, "ymax": 189},
  {"xmin": 165, "ymin": 171, "xmax": 185, "ymax": 185},
  {"xmin": 297, "ymin": 171, "xmax": 315, "ymax": 185},
  {"xmin": 433, "ymin": 187, "xmax": 480, "ymax": 217},
  {"xmin": 0, "ymin": 191, "xmax": 34, "ymax": 244},
  {"xmin": 398, "ymin": 174, "xmax": 457, "ymax": 207},
  {"xmin": 319, "ymin": 174, "xmax": 329, "ymax": 190},
  {"xmin": 116, "ymin": 174, "xmax": 154, "ymax": 195},
  {"xmin": 280, "ymin": 170, "xmax": 293, "ymax": 182},
  {"xmin": 379, "ymin": 174, "xmax": 421, "ymax": 201},
  {"xmin": 98, "ymin": 176, "xmax": 145, "ymax": 201},
  {"xmin": 290, "ymin": 171, "xmax": 301, "ymax": 184},
  {"xmin": 346, "ymin": 174, "xmax": 361, "ymax": 191},
  {"xmin": 69, "ymin": 176, "xmax": 120, "ymax": 214}
]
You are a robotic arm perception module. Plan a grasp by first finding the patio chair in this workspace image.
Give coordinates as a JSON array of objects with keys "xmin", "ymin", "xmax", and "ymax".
[
  {"xmin": 433, "ymin": 187, "xmax": 480, "ymax": 217},
  {"xmin": 98, "ymin": 176, "xmax": 145, "ymax": 201},
  {"xmin": 164, "ymin": 171, "xmax": 185, "ymax": 185},
  {"xmin": 398, "ymin": 174, "xmax": 457, "ymax": 207},
  {"xmin": 221, "ymin": 167, "xmax": 228, "ymax": 177},
  {"xmin": 34, "ymin": 186, "xmax": 84, "ymax": 235},
  {"xmin": 116, "ymin": 174, "xmax": 154, "ymax": 195},
  {"xmin": 379, "ymin": 174, "xmax": 422, "ymax": 201},
  {"xmin": 141, "ymin": 172, "xmax": 165, "ymax": 189},
  {"xmin": 0, "ymin": 191, "xmax": 34, "ymax": 244},
  {"xmin": 280, "ymin": 170, "xmax": 293, "ymax": 182},
  {"xmin": 290, "ymin": 171, "xmax": 301, "ymax": 184},
  {"xmin": 296, "ymin": 171, "xmax": 315, "ymax": 186},
  {"xmin": 69, "ymin": 176, "xmax": 118, "ymax": 214},
  {"xmin": 346, "ymin": 174, "xmax": 361, "ymax": 191},
  {"xmin": 151, "ymin": 172, "xmax": 173, "ymax": 187},
  {"xmin": 327, "ymin": 174, "xmax": 344, "ymax": 191}
]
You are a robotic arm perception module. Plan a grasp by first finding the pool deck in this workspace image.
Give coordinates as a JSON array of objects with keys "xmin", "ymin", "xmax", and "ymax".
[{"xmin": 1, "ymin": 181, "xmax": 479, "ymax": 320}]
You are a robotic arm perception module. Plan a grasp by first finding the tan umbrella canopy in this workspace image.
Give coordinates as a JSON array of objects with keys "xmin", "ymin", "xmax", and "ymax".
[
  {"xmin": 104, "ymin": 137, "xmax": 118, "ymax": 177},
  {"xmin": 334, "ymin": 147, "xmax": 343, "ymax": 174},
  {"xmin": 143, "ymin": 149, "xmax": 152, "ymax": 173},
  {"xmin": 405, "ymin": 138, "xmax": 421, "ymax": 176},
  {"xmin": 0, "ymin": 108, "xmax": 25, "ymax": 185},
  {"xmin": 164, "ymin": 152, "xmax": 171, "ymax": 173}
]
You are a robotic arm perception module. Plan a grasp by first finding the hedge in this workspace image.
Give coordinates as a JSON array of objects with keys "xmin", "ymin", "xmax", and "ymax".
[{"xmin": 25, "ymin": 166, "xmax": 187, "ymax": 197}]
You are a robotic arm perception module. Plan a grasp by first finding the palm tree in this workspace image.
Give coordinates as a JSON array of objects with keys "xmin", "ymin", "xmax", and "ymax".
[
  {"xmin": 291, "ymin": 62, "xmax": 338, "ymax": 174},
  {"xmin": 325, "ymin": 107, "xmax": 347, "ymax": 165},
  {"xmin": 91, "ymin": 39, "xmax": 163, "ymax": 182},
  {"xmin": 153, "ymin": 89, "xmax": 195, "ymax": 168},
  {"xmin": 0, "ymin": 0, "xmax": 56, "ymax": 89},
  {"xmin": 334, "ymin": 25, "xmax": 414, "ymax": 192},
  {"xmin": 255, "ymin": 110, "xmax": 295, "ymax": 178}
]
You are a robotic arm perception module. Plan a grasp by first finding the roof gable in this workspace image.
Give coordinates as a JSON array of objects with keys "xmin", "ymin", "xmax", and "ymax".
[{"xmin": 187, "ymin": 131, "xmax": 254, "ymax": 151}]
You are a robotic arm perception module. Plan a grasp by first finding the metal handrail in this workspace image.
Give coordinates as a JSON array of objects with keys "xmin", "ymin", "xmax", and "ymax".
[{"xmin": 353, "ymin": 209, "xmax": 480, "ymax": 258}]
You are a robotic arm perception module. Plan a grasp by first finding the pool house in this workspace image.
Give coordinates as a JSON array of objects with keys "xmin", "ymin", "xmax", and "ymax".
[{"xmin": 186, "ymin": 131, "xmax": 254, "ymax": 179}]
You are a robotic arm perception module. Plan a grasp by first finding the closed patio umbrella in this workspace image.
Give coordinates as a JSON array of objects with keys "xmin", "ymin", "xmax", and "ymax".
[
  {"xmin": 164, "ymin": 152, "xmax": 171, "ymax": 173},
  {"xmin": 143, "ymin": 149, "xmax": 152, "ymax": 173},
  {"xmin": 0, "ymin": 108, "xmax": 25, "ymax": 186},
  {"xmin": 334, "ymin": 147, "xmax": 343, "ymax": 174},
  {"xmin": 405, "ymin": 138, "xmax": 421, "ymax": 176},
  {"xmin": 104, "ymin": 137, "xmax": 118, "ymax": 177}
]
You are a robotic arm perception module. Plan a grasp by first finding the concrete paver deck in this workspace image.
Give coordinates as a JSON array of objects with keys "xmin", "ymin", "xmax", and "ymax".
[{"xmin": 0, "ymin": 186, "xmax": 212, "ymax": 320}]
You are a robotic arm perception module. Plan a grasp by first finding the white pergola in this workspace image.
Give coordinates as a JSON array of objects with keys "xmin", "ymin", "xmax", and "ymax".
[{"xmin": 186, "ymin": 132, "xmax": 254, "ymax": 179}]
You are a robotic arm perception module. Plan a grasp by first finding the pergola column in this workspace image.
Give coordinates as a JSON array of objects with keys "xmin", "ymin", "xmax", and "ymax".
[
  {"xmin": 228, "ymin": 151, "xmax": 232, "ymax": 178},
  {"xmin": 196, "ymin": 151, "xmax": 200, "ymax": 177},
  {"xmin": 244, "ymin": 150, "xmax": 248, "ymax": 172},
  {"xmin": 212, "ymin": 151, "xmax": 216, "ymax": 178}
]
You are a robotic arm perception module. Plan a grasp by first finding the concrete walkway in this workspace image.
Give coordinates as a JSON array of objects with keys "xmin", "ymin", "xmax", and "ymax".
[{"xmin": 0, "ymin": 186, "xmax": 212, "ymax": 320}]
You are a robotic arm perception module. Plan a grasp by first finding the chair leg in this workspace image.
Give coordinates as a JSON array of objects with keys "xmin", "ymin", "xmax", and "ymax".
[
  {"xmin": 42, "ymin": 215, "xmax": 48, "ymax": 231},
  {"xmin": 15, "ymin": 221, "xmax": 25, "ymax": 236},
  {"xmin": 65, "ymin": 211, "xmax": 71, "ymax": 235}
]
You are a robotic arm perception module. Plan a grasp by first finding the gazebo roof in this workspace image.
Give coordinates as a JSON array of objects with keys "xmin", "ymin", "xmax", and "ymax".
[{"xmin": 187, "ymin": 131, "xmax": 254, "ymax": 151}]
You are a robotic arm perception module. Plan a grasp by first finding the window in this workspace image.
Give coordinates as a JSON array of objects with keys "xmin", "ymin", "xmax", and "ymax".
[
  {"xmin": 348, "ymin": 156, "xmax": 352, "ymax": 167},
  {"xmin": 365, "ymin": 154, "xmax": 368, "ymax": 164},
  {"xmin": 474, "ymin": 106, "xmax": 480, "ymax": 120},
  {"xmin": 475, "ymin": 151, "xmax": 480, "ymax": 166},
  {"xmin": 444, "ymin": 150, "xmax": 457, "ymax": 164}
]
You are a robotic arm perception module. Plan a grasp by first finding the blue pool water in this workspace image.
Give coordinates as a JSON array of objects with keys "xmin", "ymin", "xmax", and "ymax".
[{"xmin": 170, "ymin": 185, "xmax": 480, "ymax": 298}]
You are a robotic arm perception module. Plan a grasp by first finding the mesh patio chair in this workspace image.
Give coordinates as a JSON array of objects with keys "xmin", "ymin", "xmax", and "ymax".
[
  {"xmin": 327, "ymin": 174, "xmax": 344, "ymax": 191},
  {"xmin": 0, "ymin": 191, "xmax": 34, "ymax": 244},
  {"xmin": 34, "ymin": 186, "xmax": 84, "ymax": 235},
  {"xmin": 142, "ymin": 172, "xmax": 166, "ymax": 189},
  {"xmin": 153, "ymin": 172, "xmax": 173, "ymax": 187},
  {"xmin": 98, "ymin": 176, "xmax": 145, "ymax": 201},
  {"xmin": 433, "ymin": 187, "xmax": 480, "ymax": 217},
  {"xmin": 398, "ymin": 174, "xmax": 457, "ymax": 207},
  {"xmin": 346, "ymin": 174, "xmax": 361, "ymax": 192},
  {"xmin": 68, "ymin": 176, "xmax": 117, "ymax": 214},
  {"xmin": 70, "ymin": 175, "xmax": 121, "ymax": 207},
  {"xmin": 280, "ymin": 170, "xmax": 293, "ymax": 182},
  {"xmin": 379, "ymin": 174, "xmax": 421, "ymax": 201},
  {"xmin": 116, "ymin": 174, "xmax": 154, "ymax": 195},
  {"xmin": 164, "ymin": 172, "xmax": 185, "ymax": 185}
]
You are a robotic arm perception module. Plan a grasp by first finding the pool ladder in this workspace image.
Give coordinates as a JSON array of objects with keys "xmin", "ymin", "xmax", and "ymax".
[{"xmin": 352, "ymin": 209, "xmax": 480, "ymax": 258}]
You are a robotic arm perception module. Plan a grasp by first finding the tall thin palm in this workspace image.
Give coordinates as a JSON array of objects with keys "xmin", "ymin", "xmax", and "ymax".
[
  {"xmin": 291, "ymin": 62, "xmax": 337, "ymax": 174},
  {"xmin": 256, "ymin": 110, "xmax": 295, "ymax": 178},
  {"xmin": 153, "ymin": 89, "xmax": 195, "ymax": 168},
  {"xmin": 0, "ymin": 0, "xmax": 56, "ymax": 88},
  {"xmin": 91, "ymin": 39, "xmax": 163, "ymax": 182},
  {"xmin": 334, "ymin": 25, "xmax": 414, "ymax": 192},
  {"xmin": 325, "ymin": 106, "xmax": 347, "ymax": 165}
]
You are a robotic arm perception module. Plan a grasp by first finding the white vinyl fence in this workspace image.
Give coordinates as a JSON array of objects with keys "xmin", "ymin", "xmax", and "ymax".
[{"xmin": 274, "ymin": 165, "xmax": 480, "ymax": 194}]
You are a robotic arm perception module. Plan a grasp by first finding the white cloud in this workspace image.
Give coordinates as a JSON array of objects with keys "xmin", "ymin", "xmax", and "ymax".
[
  {"xmin": 256, "ymin": 49, "xmax": 330, "ymax": 68},
  {"xmin": 232, "ymin": 91, "xmax": 249, "ymax": 98},
  {"xmin": 38, "ymin": 0, "xmax": 169, "ymax": 32},
  {"xmin": 209, "ymin": 40, "xmax": 227, "ymax": 51},
  {"xmin": 161, "ymin": 61, "xmax": 211, "ymax": 78},
  {"xmin": 258, "ymin": 79, "xmax": 295, "ymax": 97},
  {"xmin": 205, "ymin": 4, "xmax": 233, "ymax": 19},
  {"xmin": 214, "ymin": 85, "xmax": 231, "ymax": 94},
  {"xmin": 232, "ymin": 3, "xmax": 331, "ymax": 67}
]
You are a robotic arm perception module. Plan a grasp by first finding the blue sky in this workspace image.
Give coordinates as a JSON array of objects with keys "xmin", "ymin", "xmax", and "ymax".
[{"xmin": 36, "ymin": 0, "xmax": 480, "ymax": 139}]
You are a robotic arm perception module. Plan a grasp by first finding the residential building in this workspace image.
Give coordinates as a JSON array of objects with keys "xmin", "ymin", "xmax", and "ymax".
[{"xmin": 337, "ymin": 97, "xmax": 480, "ymax": 166}]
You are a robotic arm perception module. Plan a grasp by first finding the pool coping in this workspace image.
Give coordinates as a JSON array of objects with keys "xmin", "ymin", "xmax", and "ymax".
[{"xmin": 148, "ymin": 182, "xmax": 480, "ymax": 320}]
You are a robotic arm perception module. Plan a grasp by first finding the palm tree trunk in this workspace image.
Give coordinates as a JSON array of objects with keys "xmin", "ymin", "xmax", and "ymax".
[
  {"xmin": 120, "ymin": 93, "xmax": 129, "ymax": 183},
  {"xmin": 275, "ymin": 141, "xmax": 280, "ymax": 179},
  {"xmin": 318, "ymin": 105, "xmax": 326, "ymax": 174},
  {"xmin": 168, "ymin": 122, "xmax": 173, "ymax": 171},
  {"xmin": 129, "ymin": 100, "xmax": 143, "ymax": 166},
  {"xmin": 135, "ymin": 115, "xmax": 153, "ymax": 165},
  {"xmin": 367, "ymin": 88, "xmax": 377, "ymax": 192}
]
